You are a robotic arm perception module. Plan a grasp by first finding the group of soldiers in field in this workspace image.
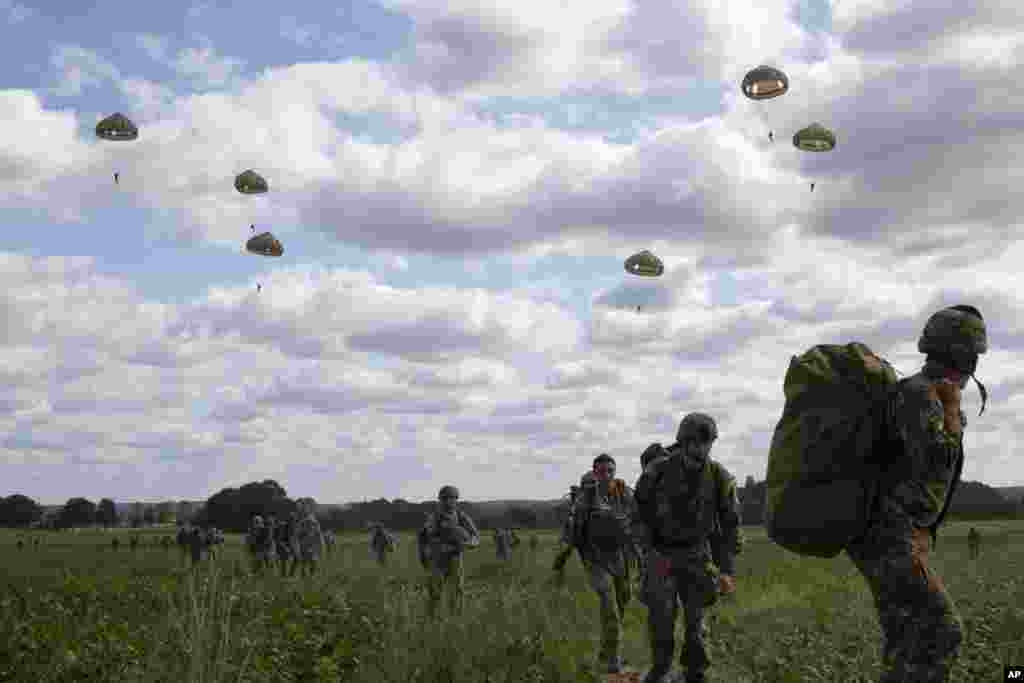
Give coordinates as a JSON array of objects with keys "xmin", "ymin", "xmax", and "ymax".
[
  {"xmin": 407, "ymin": 305, "xmax": 990, "ymax": 683},
  {"xmin": 244, "ymin": 501, "xmax": 332, "ymax": 578},
  {"xmin": 176, "ymin": 523, "xmax": 226, "ymax": 564}
]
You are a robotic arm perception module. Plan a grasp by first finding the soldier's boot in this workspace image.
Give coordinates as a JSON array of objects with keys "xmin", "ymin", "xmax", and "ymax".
[{"xmin": 642, "ymin": 640, "xmax": 675, "ymax": 683}]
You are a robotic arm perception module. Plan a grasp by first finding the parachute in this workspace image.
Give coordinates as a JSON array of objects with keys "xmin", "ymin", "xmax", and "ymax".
[
  {"xmin": 793, "ymin": 123, "xmax": 836, "ymax": 152},
  {"xmin": 624, "ymin": 250, "xmax": 664, "ymax": 277},
  {"xmin": 741, "ymin": 65, "xmax": 789, "ymax": 100},
  {"xmin": 246, "ymin": 232, "xmax": 284, "ymax": 257},
  {"xmin": 234, "ymin": 170, "xmax": 269, "ymax": 195},
  {"xmin": 95, "ymin": 113, "xmax": 139, "ymax": 141}
]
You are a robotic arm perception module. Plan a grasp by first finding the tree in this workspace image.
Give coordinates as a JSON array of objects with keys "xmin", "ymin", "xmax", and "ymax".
[
  {"xmin": 96, "ymin": 498, "xmax": 119, "ymax": 528},
  {"xmin": 59, "ymin": 498, "xmax": 97, "ymax": 528},
  {"xmin": 0, "ymin": 494, "xmax": 43, "ymax": 527},
  {"xmin": 155, "ymin": 501, "xmax": 176, "ymax": 524},
  {"xmin": 143, "ymin": 507, "xmax": 157, "ymax": 526},
  {"xmin": 200, "ymin": 480, "xmax": 295, "ymax": 532}
]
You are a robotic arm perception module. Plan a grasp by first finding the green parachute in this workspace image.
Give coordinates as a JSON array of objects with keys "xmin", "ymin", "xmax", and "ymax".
[
  {"xmin": 95, "ymin": 113, "xmax": 139, "ymax": 141},
  {"xmin": 624, "ymin": 250, "xmax": 664, "ymax": 277},
  {"xmin": 793, "ymin": 123, "xmax": 836, "ymax": 152},
  {"xmin": 234, "ymin": 170, "xmax": 269, "ymax": 195}
]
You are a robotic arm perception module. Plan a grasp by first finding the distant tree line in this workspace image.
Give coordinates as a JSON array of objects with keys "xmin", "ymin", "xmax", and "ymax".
[{"xmin": 1, "ymin": 476, "xmax": 1019, "ymax": 531}]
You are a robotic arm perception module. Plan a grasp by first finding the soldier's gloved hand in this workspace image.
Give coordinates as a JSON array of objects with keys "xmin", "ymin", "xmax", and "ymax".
[
  {"xmin": 934, "ymin": 379, "xmax": 963, "ymax": 435},
  {"xmin": 717, "ymin": 574, "xmax": 736, "ymax": 595}
]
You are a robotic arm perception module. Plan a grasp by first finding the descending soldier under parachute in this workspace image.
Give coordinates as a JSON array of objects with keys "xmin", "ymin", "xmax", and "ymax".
[
  {"xmin": 95, "ymin": 113, "xmax": 138, "ymax": 186},
  {"xmin": 793, "ymin": 123, "xmax": 836, "ymax": 193},
  {"xmin": 741, "ymin": 65, "xmax": 788, "ymax": 143}
]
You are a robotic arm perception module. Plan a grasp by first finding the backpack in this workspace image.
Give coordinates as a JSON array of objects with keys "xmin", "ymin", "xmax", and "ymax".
[
  {"xmin": 576, "ymin": 479, "xmax": 632, "ymax": 552},
  {"xmin": 764, "ymin": 342, "xmax": 902, "ymax": 558}
]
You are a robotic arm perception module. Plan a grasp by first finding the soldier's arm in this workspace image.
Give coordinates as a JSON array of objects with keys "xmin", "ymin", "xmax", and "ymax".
[
  {"xmin": 630, "ymin": 471, "xmax": 657, "ymax": 553},
  {"xmin": 714, "ymin": 465, "xmax": 743, "ymax": 575},
  {"xmin": 460, "ymin": 512, "xmax": 481, "ymax": 548},
  {"xmin": 889, "ymin": 381, "xmax": 963, "ymax": 527}
]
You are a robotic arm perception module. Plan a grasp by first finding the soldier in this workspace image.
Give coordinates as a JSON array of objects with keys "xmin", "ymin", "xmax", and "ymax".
[
  {"xmin": 370, "ymin": 524, "xmax": 396, "ymax": 566},
  {"xmin": 275, "ymin": 513, "xmax": 298, "ymax": 577},
  {"xmin": 417, "ymin": 485, "xmax": 480, "ymax": 617},
  {"xmin": 130, "ymin": 536, "xmax": 139, "ymax": 551},
  {"xmin": 247, "ymin": 515, "xmax": 276, "ymax": 574},
  {"xmin": 176, "ymin": 523, "xmax": 191, "ymax": 564},
  {"xmin": 33, "ymin": 537, "xmax": 40, "ymax": 549},
  {"xmin": 161, "ymin": 535, "xmax": 172, "ymax": 551},
  {"xmin": 633, "ymin": 413, "xmax": 743, "ymax": 683},
  {"xmin": 323, "ymin": 530, "xmax": 337, "ymax": 556},
  {"xmin": 552, "ymin": 480, "xmax": 588, "ymax": 580},
  {"xmin": 111, "ymin": 537, "xmax": 120, "ymax": 551},
  {"xmin": 495, "ymin": 528, "xmax": 511, "ymax": 561},
  {"xmin": 574, "ymin": 454, "xmax": 638, "ymax": 674},
  {"xmin": 846, "ymin": 305, "xmax": 987, "ymax": 683},
  {"xmin": 967, "ymin": 526, "xmax": 980, "ymax": 560},
  {"xmin": 188, "ymin": 526, "xmax": 208, "ymax": 566},
  {"xmin": 509, "ymin": 528, "xmax": 521, "ymax": 549},
  {"xmin": 529, "ymin": 533, "xmax": 540, "ymax": 553},
  {"xmin": 295, "ymin": 504, "xmax": 325, "ymax": 578},
  {"xmin": 16, "ymin": 538, "xmax": 23, "ymax": 551}
]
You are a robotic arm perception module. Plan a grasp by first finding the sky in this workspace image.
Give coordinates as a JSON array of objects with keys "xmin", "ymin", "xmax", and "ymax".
[{"xmin": 2, "ymin": 0, "xmax": 1023, "ymax": 506}]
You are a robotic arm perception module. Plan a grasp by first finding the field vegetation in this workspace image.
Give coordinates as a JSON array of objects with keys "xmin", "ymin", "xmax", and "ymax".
[{"xmin": 1, "ymin": 520, "xmax": 1021, "ymax": 682}]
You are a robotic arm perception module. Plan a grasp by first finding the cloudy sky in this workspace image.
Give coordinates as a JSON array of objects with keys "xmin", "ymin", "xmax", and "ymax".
[{"xmin": 2, "ymin": 0, "xmax": 1022, "ymax": 506}]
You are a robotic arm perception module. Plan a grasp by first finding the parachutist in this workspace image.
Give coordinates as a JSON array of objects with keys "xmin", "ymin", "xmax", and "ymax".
[
  {"xmin": 768, "ymin": 131, "xmax": 773, "ymax": 142},
  {"xmin": 114, "ymin": 172, "xmax": 119, "ymax": 185},
  {"xmin": 810, "ymin": 182, "xmax": 815, "ymax": 192}
]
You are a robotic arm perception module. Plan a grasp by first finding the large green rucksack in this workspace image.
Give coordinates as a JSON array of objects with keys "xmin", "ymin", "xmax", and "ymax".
[{"xmin": 764, "ymin": 342, "xmax": 901, "ymax": 558}]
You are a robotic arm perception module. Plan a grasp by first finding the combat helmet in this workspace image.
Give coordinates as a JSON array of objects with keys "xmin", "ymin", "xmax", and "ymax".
[
  {"xmin": 676, "ymin": 412, "xmax": 718, "ymax": 445},
  {"xmin": 918, "ymin": 305, "xmax": 988, "ymax": 415},
  {"xmin": 438, "ymin": 485, "xmax": 460, "ymax": 500}
]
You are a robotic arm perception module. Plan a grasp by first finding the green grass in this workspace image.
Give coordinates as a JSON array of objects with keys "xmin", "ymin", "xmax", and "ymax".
[{"xmin": 1, "ymin": 521, "xmax": 1021, "ymax": 682}]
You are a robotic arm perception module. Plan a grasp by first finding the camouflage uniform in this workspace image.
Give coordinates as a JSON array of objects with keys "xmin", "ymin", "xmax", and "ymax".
[
  {"xmin": 248, "ymin": 516, "xmax": 276, "ymax": 572},
  {"xmin": 295, "ymin": 514, "xmax": 325, "ymax": 577},
  {"xmin": 575, "ymin": 459, "xmax": 637, "ymax": 673},
  {"xmin": 846, "ymin": 306, "xmax": 987, "ymax": 683},
  {"xmin": 274, "ymin": 516, "xmax": 298, "ymax": 577},
  {"xmin": 188, "ymin": 527, "xmax": 207, "ymax": 565},
  {"xmin": 418, "ymin": 486, "xmax": 480, "ymax": 618},
  {"xmin": 633, "ymin": 414, "xmax": 743, "ymax": 683},
  {"xmin": 370, "ymin": 526, "xmax": 396, "ymax": 566},
  {"xmin": 495, "ymin": 528, "xmax": 511, "ymax": 560},
  {"xmin": 967, "ymin": 527, "xmax": 980, "ymax": 560}
]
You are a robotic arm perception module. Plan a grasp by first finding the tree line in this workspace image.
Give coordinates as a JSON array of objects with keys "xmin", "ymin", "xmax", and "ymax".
[{"xmin": 1, "ymin": 477, "xmax": 1019, "ymax": 531}]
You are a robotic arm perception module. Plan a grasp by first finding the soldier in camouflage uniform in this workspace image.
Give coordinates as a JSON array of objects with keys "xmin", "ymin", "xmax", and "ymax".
[
  {"xmin": 552, "ymin": 477, "xmax": 591, "ymax": 580},
  {"xmin": 846, "ymin": 305, "xmax": 987, "ymax": 683},
  {"xmin": 418, "ymin": 485, "xmax": 480, "ymax": 617},
  {"xmin": 247, "ymin": 515, "xmax": 276, "ymax": 574},
  {"xmin": 529, "ymin": 533, "xmax": 540, "ymax": 553},
  {"xmin": 295, "ymin": 505, "xmax": 325, "ymax": 578},
  {"xmin": 967, "ymin": 526, "xmax": 980, "ymax": 560},
  {"xmin": 370, "ymin": 523, "xmax": 396, "ymax": 566},
  {"xmin": 574, "ymin": 454, "xmax": 638, "ymax": 674},
  {"xmin": 495, "ymin": 528, "xmax": 512, "ymax": 560},
  {"xmin": 633, "ymin": 413, "xmax": 743, "ymax": 683},
  {"xmin": 323, "ymin": 530, "xmax": 337, "ymax": 556}
]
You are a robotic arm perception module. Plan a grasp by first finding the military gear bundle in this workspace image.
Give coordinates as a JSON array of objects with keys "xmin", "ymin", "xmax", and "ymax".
[
  {"xmin": 576, "ymin": 478, "xmax": 632, "ymax": 552},
  {"xmin": 764, "ymin": 342, "xmax": 901, "ymax": 558}
]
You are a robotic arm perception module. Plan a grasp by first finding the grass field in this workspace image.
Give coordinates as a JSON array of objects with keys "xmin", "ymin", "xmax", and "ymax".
[{"xmin": 1, "ymin": 520, "xmax": 1021, "ymax": 682}]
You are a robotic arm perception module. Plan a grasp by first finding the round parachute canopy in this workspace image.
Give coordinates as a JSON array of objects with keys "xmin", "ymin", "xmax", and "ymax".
[
  {"xmin": 95, "ymin": 113, "xmax": 139, "ymax": 141},
  {"xmin": 234, "ymin": 170, "xmax": 269, "ymax": 195},
  {"xmin": 793, "ymin": 123, "xmax": 836, "ymax": 152},
  {"xmin": 624, "ymin": 250, "xmax": 664, "ymax": 277},
  {"xmin": 246, "ymin": 231, "xmax": 284, "ymax": 257},
  {"xmin": 741, "ymin": 66, "xmax": 789, "ymax": 100}
]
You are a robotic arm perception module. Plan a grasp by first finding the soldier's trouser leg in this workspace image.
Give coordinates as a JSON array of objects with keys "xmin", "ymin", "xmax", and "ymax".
[
  {"xmin": 448, "ymin": 555, "xmax": 465, "ymax": 615},
  {"xmin": 643, "ymin": 563, "xmax": 678, "ymax": 681},
  {"xmin": 587, "ymin": 563, "xmax": 625, "ymax": 665},
  {"xmin": 849, "ymin": 528, "xmax": 962, "ymax": 683}
]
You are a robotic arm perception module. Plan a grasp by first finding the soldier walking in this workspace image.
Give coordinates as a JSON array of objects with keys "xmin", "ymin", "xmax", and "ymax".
[
  {"xmin": 370, "ymin": 523, "xmax": 396, "ymax": 566},
  {"xmin": 633, "ymin": 413, "xmax": 744, "ymax": 683},
  {"xmin": 967, "ymin": 526, "xmax": 981, "ymax": 560},
  {"xmin": 295, "ymin": 504, "xmax": 325, "ymax": 578},
  {"xmin": 846, "ymin": 306, "xmax": 987, "ymax": 683},
  {"xmin": 248, "ymin": 515, "xmax": 275, "ymax": 574},
  {"xmin": 417, "ymin": 485, "xmax": 480, "ymax": 617},
  {"xmin": 495, "ymin": 528, "xmax": 512, "ymax": 561},
  {"xmin": 574, "ymin": 454, "xmax": 639, "ymax": 675}
]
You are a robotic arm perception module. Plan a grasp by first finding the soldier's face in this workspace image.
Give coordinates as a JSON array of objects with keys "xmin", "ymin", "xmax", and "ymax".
[
  {"xmin": 683, "ymin": 438, "xmax": 714, "ymax": 465},
  {"xmin": 593, "ymin": 461, "xmax": 615, "ymax": 481},
  {"xmin": 440, "ymin": 494, "xmax": 457, "ymax": 512}
]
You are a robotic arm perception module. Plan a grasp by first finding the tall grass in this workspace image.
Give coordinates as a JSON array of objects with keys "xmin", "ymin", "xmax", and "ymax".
[{"xmin": 1, "ymin": 521, "xmax": 1021, "ymax": 682}]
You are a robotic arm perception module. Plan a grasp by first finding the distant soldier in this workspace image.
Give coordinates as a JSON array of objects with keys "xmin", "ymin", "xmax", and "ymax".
[
  {"xmin": 295, "ymin": 506, "xmax": 325, "ymax": 578},
  {"xmin": 206, "ymin": 528, "xmax": 224, "ymax": 560},
  {"xmin": 247, "ymin": 515, "xmax": 276, "ymax": 574},
  {"xmin": 275, "ymin": 513, "xmax": 298, "ymax": 577},
  {"xmin": 322, "ymin": 530, "xmax": 336, "ymax": 555},
  {"xmin": 111, "ymin": 537, "xmax": 120, "ymax": 551},
  {"xmin": 176, "ymin": 523, "xmax": 191, "ymax": 564},
  {"xmin": 509, "ymin": 528, "xmax": 521, "ymax": 549},
  {"xmin": 553, "ymin": 480, "xmax": 589, "ymax": 580},
  {"xmin": 130, "ymin": 536, "xmax": 139, "ymax": 551},
  {"xmin": 161, "ymin": 536, "xmax": 172, "ymax": 551},
  {"xmin": 495, "ymin": 528, "xmax": 511, "ymax": 561},
  {"xmin": 33, "ymin": 537, "xmax": 40, "ymax": 549},
  {"xmin": 188, "ymin": 526, "xmax": 207, "ymax": 566},
  {"xmin": 529, "ymin": 534, "xmax": 540, "ymax": 553},
  {"xmin": 967, "ymin": 526, "xmax": 981, "ymax": 560},
  {"xmin": 16, "ymin": 538, "xmax": 24, "ymax": 551},
  {"xmin": 418, "ymin": 485, "xmax": 480, "ymax": 617},
  {"xmin": 574, "ymin": 454, "xmax": 638, "ymax": 674},
  {"xmin": 370, "ymin": 524, "xmax": 396, "ymax": 566}
]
